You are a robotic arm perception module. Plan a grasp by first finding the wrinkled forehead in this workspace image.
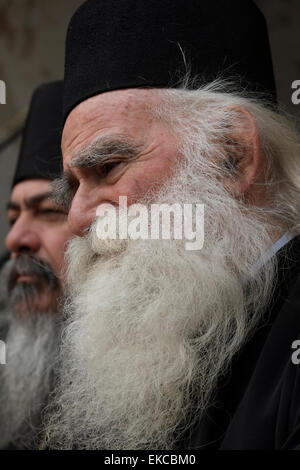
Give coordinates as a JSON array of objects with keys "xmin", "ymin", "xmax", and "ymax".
[{"xmin": 61, "ymin": 88, "xmax": 160, "ymax": 169}]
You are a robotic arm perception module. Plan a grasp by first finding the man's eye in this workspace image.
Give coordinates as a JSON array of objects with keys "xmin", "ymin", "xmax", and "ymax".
[
  {"xmin": 98, "ymin": 162, "xmax": 119, "ymax": 177},
  {"xmin": 39, "ymin": 208, "xmax": 67, "ymax": 216},
  {"xmin": 8, "ymin": 218, "xmax": 17, "ymax": 227},
  {"xmin": 106, "ymin": 162, "xmax": 120, "ymax": 173},
  {"xmin": 99, "ymin": 161, "xmax": 128, "ymax": 183}
]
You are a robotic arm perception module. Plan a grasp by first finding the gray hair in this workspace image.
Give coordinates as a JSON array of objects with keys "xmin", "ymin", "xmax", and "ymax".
[{"xmin": 146, "ymin": 80, "xmax": 300, "ymax": 231}]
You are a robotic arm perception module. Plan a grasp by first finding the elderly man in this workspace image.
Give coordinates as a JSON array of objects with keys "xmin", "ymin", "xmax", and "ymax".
[
  {"xmin": 46, "ymin": 0, "xmax": 300, "ymax": 450},
  {"xmin": 0, "ymin": 81, "xmax": 72, "ymax": 450}
]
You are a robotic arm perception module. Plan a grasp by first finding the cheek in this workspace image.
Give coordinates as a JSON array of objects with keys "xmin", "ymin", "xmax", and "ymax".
[
  {"xmin": 119, "ymin": 155, "xmax": 178, "ymax": 201},
  {"xmin": 112, "ymin": 177, "xmax": 145, "ymax": 205},
  {"xmin": 108, "ymin": 160, "xmax": 176, "ymax": 206},
  {"xmin": 44, "ymin": 230, "xmax": 72, "ymax": 276},
  {"xmin": 143, "ymin": 159, "xmax": 176, "ymax": 182},
  {"xmin": 139, "ymin": 142, "xmax": 180, "ymax": 182}
]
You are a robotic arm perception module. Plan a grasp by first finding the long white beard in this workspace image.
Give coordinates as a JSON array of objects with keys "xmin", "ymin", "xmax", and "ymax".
[
  {"xmin": 44, "ymin": 153, "xmax": 279, "ymax": 450},
  {"xmin": 0, "ymin": 313, "xmax": 58, "ymax": 449}
]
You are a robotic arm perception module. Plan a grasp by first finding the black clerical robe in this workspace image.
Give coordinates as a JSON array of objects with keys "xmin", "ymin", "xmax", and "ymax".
[{"xmin": 184, "ymin": 235, "xmax": 300, "ymax": 450}]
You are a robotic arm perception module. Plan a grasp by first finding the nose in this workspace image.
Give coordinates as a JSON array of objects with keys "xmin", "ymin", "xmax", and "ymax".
[
  {"xmin": 68, "ymin": 191, "xmax": 98, "ymax": 236},
  {"xmin": 5, "ymin": 216, "xmax": 41, "ymax": 256}
]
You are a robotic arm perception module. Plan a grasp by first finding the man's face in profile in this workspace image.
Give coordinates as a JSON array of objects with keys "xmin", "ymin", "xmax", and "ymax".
[
  {"xmin": 0, "ymin": 178, "xmax": 73, "ymax": 450},
  {"xmin": 5, "ymin": 178, "xmax": 71, "ymax": 315},
  {"xmin": 44, "ymin": 87, "xmax": 280, "ymax": 450}
]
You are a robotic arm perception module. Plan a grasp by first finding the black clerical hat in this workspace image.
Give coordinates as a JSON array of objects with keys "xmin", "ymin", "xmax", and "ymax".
[
  {"xmin": 13, "ymin": 81, "xmax": 63, "ymax": 188},
  {"xmin": 63, "ymin": 0, "xmax": 276, "ymax": 122}
]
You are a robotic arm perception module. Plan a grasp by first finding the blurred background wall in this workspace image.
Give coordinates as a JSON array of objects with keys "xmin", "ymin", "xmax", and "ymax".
[
  {"xmin": 0, "ymin": 0, "xmax": 300, "ymax": 249},
  {"xmin": 0, "ymin": 0, "xmax": 82, "ymax": 249}
]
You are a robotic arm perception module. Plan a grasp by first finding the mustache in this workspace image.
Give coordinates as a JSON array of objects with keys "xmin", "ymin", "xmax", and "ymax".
[{"xmin": 6, "ymin": 254, "xmax": 59, "ymax": 292}]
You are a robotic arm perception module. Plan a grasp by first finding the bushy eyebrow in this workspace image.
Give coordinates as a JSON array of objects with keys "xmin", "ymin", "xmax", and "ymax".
[
  {"xmin": 6, "ymin": 201, "xmax": 19, "ymax": 212},
  {"xmin": 50, "ymin": 171, "xmax": 77, "ymax": 212},
  {"xmin": 50, "ymin": 135, "xmax": 143, "ymax": 211},
  {"xmin": 7, "ymin": 192, "xmax": 54, "ymax": 212},
  {"xmin": 71, "ymin": 135, "xmax": 142, "ymax": 169}
]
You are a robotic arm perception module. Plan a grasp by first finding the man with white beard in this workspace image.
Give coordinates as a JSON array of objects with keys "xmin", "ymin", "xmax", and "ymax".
[
  {"xmin": 45, "ymin": 0, "xmax": 300, "ymax": 450},
  {"xmin": 0, "ymin": 81, "xmax": 72, "ymax": 450}
]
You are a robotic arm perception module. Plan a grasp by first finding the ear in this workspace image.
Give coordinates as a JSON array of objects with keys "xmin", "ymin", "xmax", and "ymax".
[{"xmin": 223, "ymin": 106, "xmax": 263, "ymax": 199}]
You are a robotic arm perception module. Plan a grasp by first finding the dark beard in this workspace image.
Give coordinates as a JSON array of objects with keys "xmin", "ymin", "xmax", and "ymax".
[
  {"xmin": 0, "ymin": 256, "xmax": 61, "ymax": 449},
  {"xmin": 0, "ymin": 312, "xmax": 59, "ymax": 449},
  {"xmin": 4, "ymin": 254, "xmax": 60, "ymax": 315}
]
